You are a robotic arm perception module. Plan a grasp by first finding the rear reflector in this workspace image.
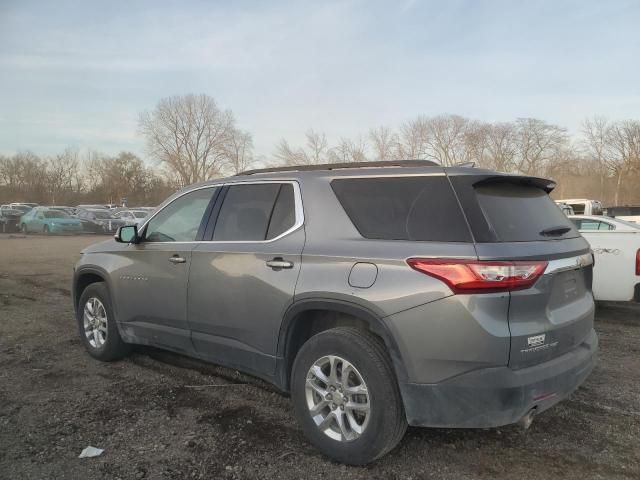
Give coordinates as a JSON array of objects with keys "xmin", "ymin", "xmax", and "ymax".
[
  {"xmin": 636, "ymin": 249, "xmax": 640, "ymax": 276},
  {"xmin": 407, "ymin": 258, "xmax": 548, "ymax": 294}
]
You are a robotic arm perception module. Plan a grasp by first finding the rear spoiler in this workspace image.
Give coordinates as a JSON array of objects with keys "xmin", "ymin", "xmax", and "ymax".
[{"xmin": 471, "ymin": 175, "xmax": 556, "ymax": 193}]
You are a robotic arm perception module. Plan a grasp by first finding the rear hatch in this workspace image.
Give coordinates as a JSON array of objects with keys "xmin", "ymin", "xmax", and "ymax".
[{"xmin": 449, "ymin": 172, "xmax": 595, "ymax": 368}]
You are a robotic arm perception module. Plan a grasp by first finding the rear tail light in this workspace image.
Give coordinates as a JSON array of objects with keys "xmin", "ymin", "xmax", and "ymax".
[
  {"xmin": 636, "ymin": 249, "xmax": 640, "ymax": 276},
  {"xmin": 407, "ymin": 258, "xmax": 548, "ymax": 294}
]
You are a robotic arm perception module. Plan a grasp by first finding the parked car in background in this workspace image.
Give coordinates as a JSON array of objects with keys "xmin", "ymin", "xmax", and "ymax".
[
  {"xmin": 10, "ymin": 202, "xmax": 39, "ymax": 209},
  {"xmin": 603, "ymin": 205, "xmax": 640, "ymax": 224},
  {"xmin": 556, "ymin": 198, "xmax": 603, "ymax": 215},
  {"xmin": 48, "ymin": 206, "xmax": 76, "ymax": 216},
  {"xmin": 570, "ymin": 215, "xmax": 640, "ymax": 302},
  {"xmin": 76, "ymin": 204, "xmax": 109, "ymax": 211},
  {"xmin": 20, "ymin": 207, "xmax": 82, "ymax": 234},
  {"xmin": 73, "ymin": 161, "xmax": 597, "ymax": 464},
  {"xmin": 76, "ymin": 208, "xmax": 127, "ymax": 234},
  {"xmin": 0, "ymin": 204, "xmax": 24, "ymax": 232},
  {"xmin": 112, "ymin": 209, "xmax": 149, "ymax": 225}
]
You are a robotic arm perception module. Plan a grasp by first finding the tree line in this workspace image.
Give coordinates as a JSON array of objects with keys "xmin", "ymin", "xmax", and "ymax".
[
  {"xmin": 1, "ymin": 94, "xmax": 639, "ymax": 207},
  {"xmin": 275, "ymin": 116, "xmax": 640, "ymax": 205}
]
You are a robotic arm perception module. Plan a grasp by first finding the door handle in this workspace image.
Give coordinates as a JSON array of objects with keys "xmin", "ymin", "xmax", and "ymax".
[
  {"xmin": 168, "ymin": 255, "xmax": 186, "ymax": 264},
  {"xmin": 266, "ymin": 258, "xmax": 294, "ymax": 269}
]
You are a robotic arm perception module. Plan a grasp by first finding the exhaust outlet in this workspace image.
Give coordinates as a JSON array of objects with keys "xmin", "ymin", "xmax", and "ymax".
[{"xmin": 518, "ymin": 407, "xmax": 537, "ymax": 430}]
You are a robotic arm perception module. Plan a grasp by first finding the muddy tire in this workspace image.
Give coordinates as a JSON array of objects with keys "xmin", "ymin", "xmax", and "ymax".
[
  {"xmin": 291, "ymin": 327, "xmax": 407, "ymax": 465},
  {"xmin": 77, "ymin": 282, "xmax": 131, "ymax": 361}
]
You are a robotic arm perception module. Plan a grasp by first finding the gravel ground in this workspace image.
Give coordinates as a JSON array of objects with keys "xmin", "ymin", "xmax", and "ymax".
[{"xmin": 1, "ymin": 235, "xmax": 639, "ymax": 480}]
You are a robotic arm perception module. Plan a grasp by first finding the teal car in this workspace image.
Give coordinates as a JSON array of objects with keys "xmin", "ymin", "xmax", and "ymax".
[{"xmin": 20, "ymin": 207, "xmax": 83, "ymax": 234}]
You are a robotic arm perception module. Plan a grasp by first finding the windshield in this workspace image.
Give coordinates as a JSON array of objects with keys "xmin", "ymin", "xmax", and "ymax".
[
  {"xmin": 133, "ymin": 211, "xmax": 148, "ymax": 218},
  {"xmin": 44, "ymin": 211, "xmax": 70, "ymax": 219},
  {"xmin": 91, "ymin": 211, "xmax": 113, "ymax": 219}
]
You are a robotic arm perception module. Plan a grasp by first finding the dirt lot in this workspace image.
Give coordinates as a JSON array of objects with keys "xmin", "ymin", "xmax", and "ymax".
[{"xmin": 0, "ymin": 235, "xmax": 639, "ymax": 480}]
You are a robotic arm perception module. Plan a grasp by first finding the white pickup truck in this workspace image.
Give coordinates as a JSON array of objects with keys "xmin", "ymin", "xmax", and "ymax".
[{"xmin": 569, "ymin": 215, "xmax": 640, "ymax": 302}]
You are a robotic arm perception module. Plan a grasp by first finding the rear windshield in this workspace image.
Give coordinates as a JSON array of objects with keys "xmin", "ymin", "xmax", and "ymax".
[
  {"xmin": 331, "ymin": 176, "xmax": 472, "ymax": 242},
  {"xmin": 475, "ymin": 183, "xmax": 579, "ymax": 242}
]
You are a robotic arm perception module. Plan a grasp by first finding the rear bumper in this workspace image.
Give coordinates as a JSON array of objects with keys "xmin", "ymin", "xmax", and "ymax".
[{"xmin": 400, "ymin": 328, "xmax": 598, "ymax": 428}]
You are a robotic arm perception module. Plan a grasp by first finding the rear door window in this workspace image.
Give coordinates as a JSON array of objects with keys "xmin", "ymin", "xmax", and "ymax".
[
  {"xmin": 475, "ymin": 183, "xmax": 579, "ymax": 242},
  {"xmin": 331, "ymin": 176, "xmax": 472, "ymax": 242},
  {"xmin": 213, "ymin": 183, "xmax": 297, "ymax": 241}
]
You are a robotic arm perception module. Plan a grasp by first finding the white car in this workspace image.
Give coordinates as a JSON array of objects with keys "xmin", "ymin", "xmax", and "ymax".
[
  {"xmin": 112, "ymin": 209, "xmax": 149, "ymax": 226},
  {"xmin": 570, "ymin": 215, "xmax": 640, "ymax": 302}
]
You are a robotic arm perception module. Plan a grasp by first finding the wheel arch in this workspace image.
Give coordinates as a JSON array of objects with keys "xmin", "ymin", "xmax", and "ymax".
[
  {"xmin": 73, "ymin": 266, "xmax": 112, "ymax": 314},
  {"xmin": 275, "ymin": 298, "xmax": 408, "ymax": 391}
]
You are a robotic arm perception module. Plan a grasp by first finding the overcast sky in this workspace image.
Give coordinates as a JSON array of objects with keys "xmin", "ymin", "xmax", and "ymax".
[{"xmin": 1, "ymin": 0, "xmax": 638, "ymax": 160}]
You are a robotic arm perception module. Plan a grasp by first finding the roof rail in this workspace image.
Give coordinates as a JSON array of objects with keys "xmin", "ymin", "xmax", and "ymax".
[{"xmin": 237, "ymin": 160, "xmax": 440, "ymax": 176}]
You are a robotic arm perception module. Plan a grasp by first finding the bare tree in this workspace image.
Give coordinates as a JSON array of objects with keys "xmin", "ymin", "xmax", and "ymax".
[
  {"xmin": 581, "ymin": 116, "xmax": 611, "ymax": 198},
  {"xmin": 48, "ymin": 147, "xmax": 80, "ymax": 203},
  {"xmin": 422, "ymin": 114, "xmax": 472, "ymax": 166},
  {"xmin": 483, "ymin": 122, "xmax": 517, "ymax": 171},
  {"xmin": 329, "ymin": 136, "xmax": 369, "ymax": 163},
  {"xmin": 369, "ymin": 126, "xmax": 398, "ymax": 161},
  {"xmin": 513, "ymin": 118, "xmax": 568, "ymax": 176},
  {"xmin": 397, "ymin": 116, "xmax": 430, "ymax": 160},
  {"xmin": 274, "ymin": 130, "xmax": 332, "ymax": 165},
  {"xmin": 139, "ymin": 94, "xmax": 236, "ymax": 186},
  {"xmin": 607, "ymin": 120, "xmax": 640, "ymax": 205},
  {"xmin": 224, "ymin": 129, "xmax": 255, "ymax": 174}
]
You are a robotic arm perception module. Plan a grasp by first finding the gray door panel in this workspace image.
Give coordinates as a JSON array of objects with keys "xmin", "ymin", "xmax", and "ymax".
[
  {"xmin": 113, "ymin": 243, "xmax": 196, "ymax": 352},
  {"xmin": 188, "ymin": 228, "xmax": 305, "ymax": 375}
]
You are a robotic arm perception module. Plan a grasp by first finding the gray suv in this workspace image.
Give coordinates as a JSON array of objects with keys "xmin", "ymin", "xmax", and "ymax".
[{"xmin": 73, "ymin": 161, "xmax": 598, "ymax": 464}]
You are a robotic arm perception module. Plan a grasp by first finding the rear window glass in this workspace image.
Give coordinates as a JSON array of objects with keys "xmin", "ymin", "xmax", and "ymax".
[
  {"xmin": 475, "ymin": 184, "xmax": 579, "ymax": 242},
  {"xmin": 213, "ymin": 183, "xmax": 281, "ymax": 241},
  {"xmin": 331, "ymin": 177, "xmax": 472, "ymax": 242}
]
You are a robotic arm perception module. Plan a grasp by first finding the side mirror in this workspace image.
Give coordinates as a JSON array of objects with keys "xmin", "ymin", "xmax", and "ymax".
[{"xmin": 115, "ymin": 225, "xmax": 138, "ymax": 243}]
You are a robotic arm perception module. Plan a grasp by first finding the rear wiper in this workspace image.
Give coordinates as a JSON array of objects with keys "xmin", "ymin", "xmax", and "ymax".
[{"xmin": 540, "ymin": 225, "xmax": 571, "ymax": 236}]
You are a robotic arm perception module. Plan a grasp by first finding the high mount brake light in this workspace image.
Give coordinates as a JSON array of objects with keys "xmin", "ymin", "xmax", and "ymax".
[
  {"xmin": 407, "ymin": 258, "xmax": 548, "ymax": 294},
  {"xmin": 636, "ymin": 249, "xmax": 640, "ymax": 276}
]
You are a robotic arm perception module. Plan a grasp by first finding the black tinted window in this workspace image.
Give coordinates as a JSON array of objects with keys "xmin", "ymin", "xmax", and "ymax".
[
  {"xmin": 331, "ymin": 177, "xmax": 472, "ymax": 242},
  {"xmin": 475, "ymin": 184, "xmax": 579, "ymax": 242},
  {"xmin": 266, "ymin": 184, "xmax": 296, "ymax": 240},
  {"xmin": 213, "ymin": 184, "xmax": 281, "ymax": 241}
]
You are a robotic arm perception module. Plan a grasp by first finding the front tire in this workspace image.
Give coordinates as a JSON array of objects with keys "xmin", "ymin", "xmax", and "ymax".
[
  {"xmin": 291, "ymin": 327, "xmax": 407, "ymax": 465},
  {"xmin": 43, "ymin": 225, "xmax": 50, "ymax": 235},
  {"xmin": 77, "ymin": 282, "xmax": 131, "ymax": 361},
  {"xmin": 21, "ymin": 223, "xmax": 28, "ymax": 234}
]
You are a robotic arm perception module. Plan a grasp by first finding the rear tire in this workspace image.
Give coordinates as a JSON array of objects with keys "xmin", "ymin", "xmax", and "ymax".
[
  {"xmin": 291, "ymin": 327, "xmax": 407, "ymax": 465},
  {"xmin": 77, "ymin": 282, "xmax": 131, "ymax": 361},
  {"xmin": 43, "ymin": 225, "xmax": 49, "ymax": 235}
]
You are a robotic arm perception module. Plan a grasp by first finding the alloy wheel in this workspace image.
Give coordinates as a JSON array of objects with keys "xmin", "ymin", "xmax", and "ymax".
[
  {"xmin": 305, "ymin": 355, "xmax": 371, "ymax": 442},
  {"xmin": 83, "ymin": 297, "xmax": 108, "ymax": 348}
]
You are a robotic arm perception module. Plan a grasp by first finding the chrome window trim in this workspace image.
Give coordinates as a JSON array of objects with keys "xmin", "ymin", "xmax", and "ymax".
[
  {"xmin": 545, "ymin": 252, "xmax": 594, "ymax": 275},
  {"xmin": 136, "ymin": 180, "xmax": 304, "ymax": 245}
]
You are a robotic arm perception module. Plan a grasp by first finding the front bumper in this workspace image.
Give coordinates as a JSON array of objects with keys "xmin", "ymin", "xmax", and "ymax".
[{"xmin": 400, "ymin": 328, "xmax": 598, "ymax": 428}]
